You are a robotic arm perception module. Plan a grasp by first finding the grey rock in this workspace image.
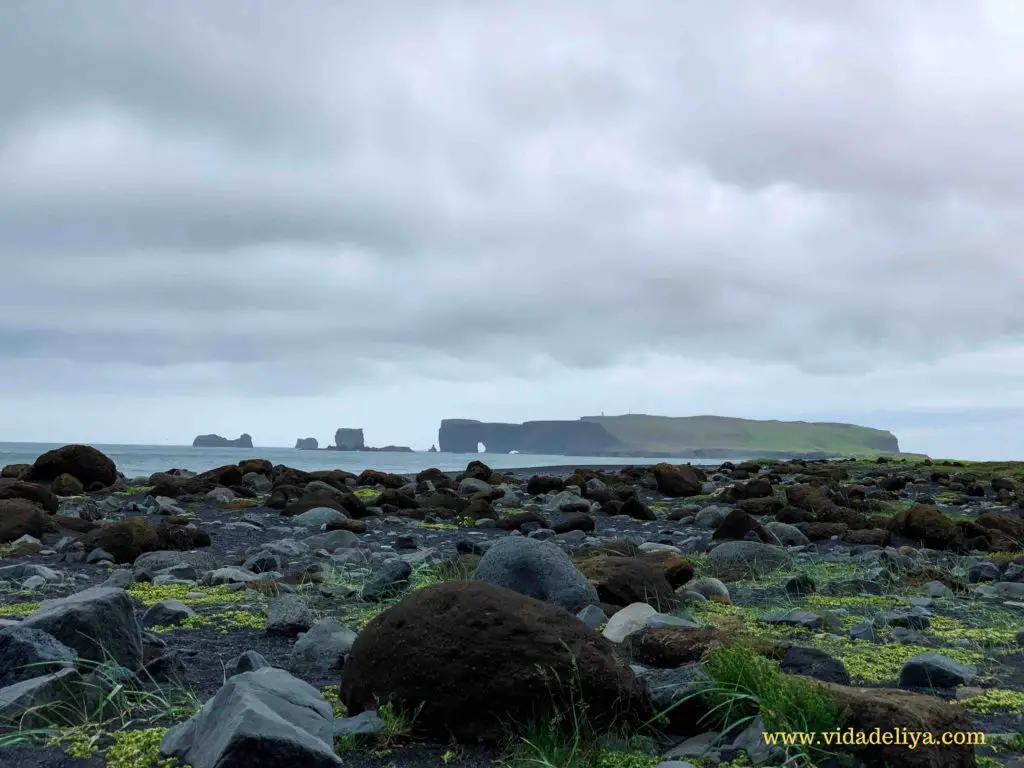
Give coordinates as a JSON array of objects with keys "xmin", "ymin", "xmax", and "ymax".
[
  {"xmin": 968, "ymin": 560, "xmax": 1001, "ymax": 583},
  {"xmin": 762, "ymin": 522, "xmax": 810, "ymax": 547},
  {"xmin": 159, "ymin": 667, "xmax": 342, "ymax": 768},
  {"xmin": 705, "ymin": 541, "xmax": 792, "ymax": 576},
  {"xmin": 602, "ymin": 602, "xmax": 658, "ymax": 643},
  {"xmin": 543, "ymin": 490, "xmax": 590, "ymax": 514},
  {"xmin": 202, "ymin": 567, "xmax": 258, "ymax": 586},
  {"xmin": 302, "ymin": 530, "xmax": 360, "ymax": 553},
  {"xmin": 142, "ymin": 599, "xmax": 196, "ymax": 628},
  {"xmin": 206, "ymin": 487, "xmax": 235, "ymax": 503},
  {"xmin": 686, "ymin": 577, "xmax": 730, "ymax": 603},
  {"xmin": 0, "ymin": 668, "xmax": 82, "ymax": 729},
  {"xmin": 458, "ymin": 478, "xmax": 491, "ymax": 496},
  {"xmin": 923, "ymin": 580, "xmax": 954, "ymax": 598},
  {"xmin": 290, "ymin": 618, "xmax": 357, "ymax": 677},
  {"xmin": 874, "ymin": 609, "xmax": 931, "ymax": 630},
  {"xmin": 334, "ymin": 710, "xmax": 384, "ymax": 737},
  {"xmin": 292, "ymin": 507, "xmax": 347, "ymax": 529},
  {"xmin": 243, "ymin": 552, "xmax": 282, "ymax": 574},
  {"xmin": 361, "ymin": 561, "xmax": 412, "ymax": 602},
  {"xmin": 693, "ymin": 505, "xmax": 731, "ymax": 529},
  {"xmin": 267, "ymin": 594, "xmax": 315, "ymax": 636},
  {"xmin": 761, "ymin": 609, "xmax": 823, "ymax": 630},
  {"xmin": 576, "ymin": 604, "xmax": 607, "ymax": 631},
  {"xmin": 21, "ymin": 587, "xmax": 142, "ymax": 669},
  {"xmin": 225, "ymin": 650, "xmax": 271, "ymax": 677},
  {"xmin": 899, "ymin": 653, "xmax": 976, "ymax": 688},
  {"xmin": 134, "ymin": 551, "xmax": 220, "ymax": 582},
  {"xmin": 471, "ymin": 536, "xmax": 599, "ymax": 613},
  {"xmin": 0, "ymin": 626, "xmax": 77, "ymax": 687},
  {"xmin": 780, "ymin": 645, "xmax": 850, "ymax": 685},
  {"xmin": 100, "ymin": 569, "xmax": 135, "ymax": 589}
]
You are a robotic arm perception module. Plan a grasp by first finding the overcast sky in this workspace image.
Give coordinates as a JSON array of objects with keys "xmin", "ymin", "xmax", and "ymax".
[{"xmin": 1, "ymin": 1, "xmax": 1023, "ymax": 459}]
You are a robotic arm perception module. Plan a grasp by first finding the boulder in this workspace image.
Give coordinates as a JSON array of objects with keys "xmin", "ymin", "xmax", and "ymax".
[
  {"xmin": 575, "ymin": 556, "xmax": 678, "ymax": 611},
  {"xmin": 705, "ymin": 541, "xmax": 792, "ymax": 578},
  {"xmin": 652, "ymin": 464, "xmax": 703, "ymax": 497},
  {"xmin": 79, "ymin": 518, "xmax": 210, "ymax": 564},
  {"xmin": 0, "ymin": 626, "xmax": 77, "ymax": 687},
  {"xmin": 20, "ymin": 587, "xmax": 142, "ymax": 669},
  {"xmin": 0, "ymin": 500, "xmax": 53, "ymax": 543},
  {"xmin": 51, "ymin": 473, "xmax": 85, "ymax": 497},
  {"xmin": 340, "ymin": 581, "xmax": 647, "ymax": 743},
  {"xmin": 624, "ymin": 627, "xmax": 722, "ymax": 668},
  {"xmin": 160, "ymin": 667, "xmax": 341, "ymax": 768},
  {"xmin": 290, "ymin": 618, "xmax": 356, "ymax": 679},
  {"xmin": 0, "ymin": 668, "xmax": 82, "ymax": 730},
  {"xmin": 0, "ymin": 481, "xmax": 60, "ymax": 513},
  {"xmin": 472, "ymin": 536, "xmax": 599, "ymax": 612},
  {"xmin": 22, "ymin": 444, "xmax": 117, "ymax": 488},
  {"xmin": 266, "ymin": 594, "xmax": 315, "ymax": 636},
  {"xmin": 886, "ymin": 505, "xmax": 966, "ymax": 552},
  {"xmin": 526, "ymin": 475, "xmax": 565, "ymax": 495},
  {"xmin": 1, "ymin": 464, "xmax": 30, "ymax": 478},
  {"xmin": 825, "ymin": 683, "xmax": 976, "ymax": 768}
]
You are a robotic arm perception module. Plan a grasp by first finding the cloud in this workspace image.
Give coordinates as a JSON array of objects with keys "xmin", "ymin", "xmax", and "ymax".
[{"xmin": 1, "ymin": 0, "xmax": 1023, "ymax": 456}]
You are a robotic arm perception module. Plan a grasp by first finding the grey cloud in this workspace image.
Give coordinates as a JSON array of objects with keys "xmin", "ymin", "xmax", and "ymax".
[{"xmin": 1, "ymin": 0, "xmax": 1024, "ymax": 417}]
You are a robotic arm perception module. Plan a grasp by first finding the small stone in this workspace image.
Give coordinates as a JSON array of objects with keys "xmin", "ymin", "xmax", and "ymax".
[
  {"xmin": 761, "ymin": 609, "xmax": 823, "ymax": 630},
  {"xmin": 266, "ymin": 594, "xmax": 315, "ymax": 636},
  {"xmin": 142, "ymin": 599, "xmax": 196, "ymax": 628},
  {"xmin": 576, "ymin": 604, "xmax": 607, "ymax": 631}
]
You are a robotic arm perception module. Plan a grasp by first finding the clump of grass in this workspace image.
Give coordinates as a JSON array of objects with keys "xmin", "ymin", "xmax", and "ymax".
[
  {"xmin": 334, "ymin": 700, "xmax": 419, "ymax": 757},
  {"xmin": 0, "ymin": 652, "xmax": 201, "ymax": 764},
  {"xmin": 126, "ymin": 582, "xmax": 248, "ymax": 607},
  {"xmin": 700, "ymin": 643, "xmax": 842, "ymax": 734}
]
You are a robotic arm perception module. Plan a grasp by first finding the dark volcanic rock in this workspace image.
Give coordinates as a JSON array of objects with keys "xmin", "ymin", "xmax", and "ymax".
[
  {"xmin": 0, "ymin": 481, "xmax": 60, "ymax": 513},
  {"xmin": 79, "ymin": 518, "xmax": 210, "ymax": 564},
  {"xmin": 575, "ymin": 556, "xmax": 678, "ymax": 611},
  {"xmin": 295, "ymin": 438, "xmax": 319, "ymax": 450},
  {"xmin": 340, "ymin": 581, "xmax": 648, "ymax": 744},
  {"xmin": 886, "ymin": 505, "xmax": 966, "ymax": 552},
  {"xmin": 22, "ymin": 444, "xmax": 117, "ymax": 489},
  {"xmin": 652, "ymin": 463, "xmax": 703, "ymax": 497},
  {"xmin": 0, "ymin": 499, "xmax": 53, "ymax": 542}
]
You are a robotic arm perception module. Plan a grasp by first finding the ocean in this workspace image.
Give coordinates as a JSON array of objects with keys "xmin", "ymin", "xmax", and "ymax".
[{"xmin": 0, "ymin": 442, "xmax": 725, "ymax": 480}]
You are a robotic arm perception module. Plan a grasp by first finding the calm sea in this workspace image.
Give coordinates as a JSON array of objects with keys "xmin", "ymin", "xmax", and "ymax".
[{"xmin": 0, "ymin": 442, "xmax": 723, "ymax": 480}]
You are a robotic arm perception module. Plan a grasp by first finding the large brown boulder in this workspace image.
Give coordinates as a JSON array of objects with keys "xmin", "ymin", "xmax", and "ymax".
[
  {"xmin": 281, "ymin": 489, "xmax": 364, "ymax": 518},
  {"xmin": 825, "ymin": 683, "xmax": 976, "ymax": 768},
  {"xmin": 340, "ymin": 581, "xmax": 648, "ymax": 744},
  {"xmin": 78, "ymin": 518, "xmax": 210, "ymax": 564},
  {"xmin": 0, "ymin": 480, "xmax": 60, "ymax": 513},
  {"xmin": 237, "ymin": 458, "xmax": 273, "ymax": 476},
  {"xmin": 0, "ymin": 500, "xmax": 53, "ymax": 542},
  {"xmin": 641, "ymin": 551, "xmax": 694, "ymax": 589},
  {"xmin": 272, "ymin": 467, "xmax": 311, "ymax": 489},
  {"xmin": 22, "ymin": 444, "xmax": 117, "ymax": 488},
  {"xmin": 195, "ymin": 464, "xmax": 243, "ymax": 488},
  {"xmin": 886, "ymin": 505, "xmax": 966, "ymax": 552},
  {"xmin": 785, "ymin": 484, "xmax": 833, "ymax": 514},
  {"xmin": 624, "ymin": 627, "xmax": 723, "ymax": 667},
  {"xmin": 575, "ymin": 556, "xmax": 678, "ymax": 611},
  {"xmin": 652, "ymin": 463, "xmax": 703, "ymax": 497},
  {"xmin": 357, "ymin": 469, "xmax": 406, "ymax": 489},
  {"xmin": 1, "ymin": 464, "xmax": 29, "ymax": 478}
]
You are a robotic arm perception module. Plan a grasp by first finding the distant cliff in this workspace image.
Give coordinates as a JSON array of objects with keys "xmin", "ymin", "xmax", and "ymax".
[
  {"xmin": 193, "ymin": 433, "xmax": 253, "ymax": 448},
  {"xmin": 333, "ymin": 428, "xmax": 365, "ymax": 450},
  {"xmin": 437, "ymin": 415, "xmax": 900, "ymax": 458},
  {"xmin": 438, "ymin": 419, "xmax": 622, "ymax": 455},
  {"xmin": 295, "ymin": 437, "xmax": 319, "ymax": 450}
]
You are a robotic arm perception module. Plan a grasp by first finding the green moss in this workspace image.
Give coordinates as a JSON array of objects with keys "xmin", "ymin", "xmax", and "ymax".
[
  {"xmin": 113, "ymin": 485, "xmax": 155, "ymax": 496},
  {"xmin": 0, "ymin": 601, "xmax": 41, "ymax": 617},
  {"xmin": 596, "ymin": 751, "xmax": 659, "ymax": 768},
  {"xmin": 320, "ymin": 687, "xmax": 347, "ymax": 718},
  {"xmin": 812, "ymin": 636, "xmax": 984, "ymax": 683},
  {"xmin": 958, "ymin": 689, "xmax": 1024, "ymax": 715},
  {"xmin": 105, "ymin": 728, "xmax": 181, "ymax": 768},
  {"xmin": 354, "ymin": 488, "xmax": 382, "ymax": 501},
  {"xmin": 149, "ymin": 608, "xmax": 266, "ymax": 634},
  {"xmin": 929, "ymin": 616, "xmax": 1018, "ymax": 647},
  {"xmin": 126, "ymin": 583, "xmax": 247, "ymax": 607}
]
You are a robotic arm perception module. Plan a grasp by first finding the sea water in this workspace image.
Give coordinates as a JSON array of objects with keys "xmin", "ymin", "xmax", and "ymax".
[{"xmin": 0, "ymin": 442, "xmax": 725, "ymax": 479}]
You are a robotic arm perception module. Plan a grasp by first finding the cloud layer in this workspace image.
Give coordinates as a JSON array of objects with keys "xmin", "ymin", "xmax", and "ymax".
[{"xmin": 2, "ymin": 1, "xmax": 1023, "ymax": 457}]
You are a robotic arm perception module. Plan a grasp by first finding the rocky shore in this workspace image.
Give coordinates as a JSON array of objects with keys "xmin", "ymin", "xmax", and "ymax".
[{"xmin": 0, "ymin": 445, "xmax": 1022, "ymax": 767}]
